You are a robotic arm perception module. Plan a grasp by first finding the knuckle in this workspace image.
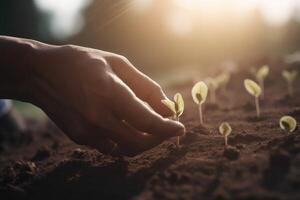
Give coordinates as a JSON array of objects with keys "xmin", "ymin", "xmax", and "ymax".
[
  {"xmin": 145, "ymin": 82, "xmax": 163, "ymax": 102},
  {"xmin": 61, "ymin": 45, "xmax": 89, "ymax": 60},
  {"xmin": 152, "ymin": 83, "xmax": 163, "ymax": 94},
  {"xmin": 107, "ymin": 54, "xmax": 129, "ymax": 67},
  {"xmin": 116, "ymin": 55, "xmax": 128, "ymax": 63}
]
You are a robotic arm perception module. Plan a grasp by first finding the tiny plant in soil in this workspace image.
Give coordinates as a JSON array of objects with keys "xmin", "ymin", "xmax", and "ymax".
[
  {"xmin": 205, "ymin": 77, "xmax": 219, "ymax": 104},
  {"xmin": 244, "ymin": 79, "xmax": 262, "ymax": 118},
  {"xmin": 216, "ymin": 72, "xmax": 231, "ymax": 93},
  {"xmin": 279, "ymin": 115, "xmax": 297, "ymax": 133},
  {"xmin": 192, "ymin": 81, "xmax": 208, "ymax": 125},
  {"xmin": 219, "ymin": 122, "xmax": 232, "ymax": 147},
  {"xmin": 255, "ymin": 65, "xmax": 269, "ymax": 98},
  {"xmin": 161, "ymin": 93, "xmax": 184, "ymax": 146},
  {"xmin": 282, "ymin": 69, "xmax": 298, "ymax": 97}
]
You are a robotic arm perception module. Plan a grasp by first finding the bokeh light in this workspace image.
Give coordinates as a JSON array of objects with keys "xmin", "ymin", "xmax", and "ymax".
[
  {"xmin": 132, "ymin": 0, "xmax": 153, "ymax": 12},
  {"xmin": 166, "ymin": 11, "xmax": 193, "ymax": 36},
  {"xmin": 33, "ymin": 0, "xmax": 91, "ymax": 39},
  {"xmin": 259, "ymin": 0, "xmax": 295, "ymax": 26}
]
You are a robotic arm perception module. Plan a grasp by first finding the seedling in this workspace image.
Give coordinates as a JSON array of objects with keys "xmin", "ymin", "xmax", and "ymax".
[
  {"xmin": 216, "ymin": 72, "xmax": 231, "ymax": 93},
  {"xmin": 282, "ymin": 70, "xmax": 298, "ymax": 97},
  {"xmin": 244, "ymin": 79, "xmax": 262, "ymax": 118},
  {"xmin": 161, "ymin": 93, "xmax": 184, "ymax": 146},
  {"xmin": 205, "ymin": 77, "xmax": 219, "ymax": 104},
  {"xmin": 192, "ymin": 81, "xmax": 208, "ymax": 125},
  {"xmin": 255, "ymin": 65, "xmax": 269, "ymax": 98},
  {"xmin": 219, "ymin": 122, "xmax": 232, "ymax": 146},
  {"xmin": 279, "ymin": 115, "xmax": 297, "ymax": 133}
]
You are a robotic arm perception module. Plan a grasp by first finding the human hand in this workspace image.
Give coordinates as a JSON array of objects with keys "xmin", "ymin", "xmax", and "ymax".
[{"xmin": 28, "ymin": 44, "xmax": 185, "ymax": 156}]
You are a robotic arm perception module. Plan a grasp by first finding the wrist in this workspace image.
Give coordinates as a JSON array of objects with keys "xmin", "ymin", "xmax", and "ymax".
[{"xmin": 0, "ymin": 36, "xmax": 52, "ymax": 103}]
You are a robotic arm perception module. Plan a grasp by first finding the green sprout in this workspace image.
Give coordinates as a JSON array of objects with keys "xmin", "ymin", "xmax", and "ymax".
[
  {"xmin": 205, "ymin": 77, "xmax": 219, "ymax": 104},
  {"xmin": 216, "ymin": 72, "xmax": 231, "ymax": 93},
  {"xmin": 219, "ymin": 122, "xmax": 232, "ymax": 146},
  {"xmin": 282, "ymin": 70, "xmax": 298, "ymax": 97},
  {"xmin": 244, "ymin": 79, "xmax": 262, "ymax": 118},
  {"xmin": 279, "ymin": 115, "xmax": 297, "ymax": 133},
  {"xmin": 192, "ymin": 81, "xmax": 208, "ymax": 125},
  {"xmin": 161, "ymin": 93, "xmax": 184, "ymax": 146},
  {"xmin": 255, "ymin": 65, "xmax": 269, "ymax": 98}
]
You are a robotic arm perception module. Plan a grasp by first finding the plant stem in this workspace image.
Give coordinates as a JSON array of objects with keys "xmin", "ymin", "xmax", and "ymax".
[
  {"xmin": 175, "ymin": 115, "xmax": 180, "ymax": 146},
  {"xmin": 221, "ymin": 84, "xmax": 227, "ymax": 95},
  {"xmin": 210, "ymin": 88, "xmax": 216, "ymax": 104},
  {"xmin": 288, "ymin": 82, "xmax": 293, "ymax": 97},
  {"xmin": 199, "ymin": 104, "xmax": 203, "ymax": 125},
  {"xmin": 225, "ymin": 136, "xmax": 228, "ymax": 146},
  {"xmin": 259, "ymin": 80, "xmax": 264, "ymax": 99},
  {"xmin": 255, "ymin": 96, "xmax": 260, "ymax": 118}
]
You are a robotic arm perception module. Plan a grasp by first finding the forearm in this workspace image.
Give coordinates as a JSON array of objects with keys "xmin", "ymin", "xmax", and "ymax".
[{"xmin": 0, "ymin": 36, "xmax": 44, "ymax": 101}]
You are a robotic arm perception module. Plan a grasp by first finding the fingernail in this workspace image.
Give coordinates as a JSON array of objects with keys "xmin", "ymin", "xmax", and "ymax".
[{"xmin": 161, "ymin": 92, "xmax": 168, "ymax": 99}]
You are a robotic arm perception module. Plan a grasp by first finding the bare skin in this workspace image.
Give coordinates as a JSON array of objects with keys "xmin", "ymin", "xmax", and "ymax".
[{"xmin": 0, "ymin": 36, "xmax": 185, "ymax": 156}]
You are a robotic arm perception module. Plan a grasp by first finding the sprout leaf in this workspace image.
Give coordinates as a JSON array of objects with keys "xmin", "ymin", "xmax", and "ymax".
[
  {"xmin": 244, "ymin": 79, "xmax": 261, "ymax": 97},
  {"xmin": 161, "ymin": 93, "xmax": 184, "ymax": 118},
  {"xmin": 282, "ymin": 70, "xmax": 298, "ymax": 83},
  {"xmin": 161, "ymin": 99, "xmax": 176, "ymax": 114},
  {"xmin": 216, "ymin": 73, "xmax": 230, "ymax": 86},
  {"xmin": 174, "ymin": 93, "xmax": 184, "ymax": 117},
  {"xmin": 192, "ymin": 81, "xmax": 208, "ymax": 104},
  {"xmin": 206, "ymin": 77, "xmax": 219, "ymax": 90},
  {"xmin": 279, "ymin": 116, "xmax": 297, "ymax": 132},
  {"xmin": 256, "ymin": 65, "xmax": 269, "ymax": 82},
  {"xmin": 219, "ymin": 122, "xmax": 232, "ymax": 137}
]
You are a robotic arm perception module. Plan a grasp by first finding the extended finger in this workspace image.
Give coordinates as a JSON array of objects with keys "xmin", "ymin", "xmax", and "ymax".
[
  {"xmin": 108, "ymin": 56, "xmax": 172, "ymax": 117},
  {"xmin": 111, "ymin": 79, "xmax": 185, "ymax": 138}
]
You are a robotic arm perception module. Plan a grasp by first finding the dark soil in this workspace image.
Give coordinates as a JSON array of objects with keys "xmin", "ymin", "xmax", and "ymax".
[{"xmin": 1, "ymin": 63, "xmax": 300, "ymax": 200}]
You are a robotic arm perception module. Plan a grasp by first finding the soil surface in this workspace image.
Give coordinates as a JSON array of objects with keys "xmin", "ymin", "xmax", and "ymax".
[{"xmin": 1, "ymin": 61, "xmax": 300, "ymax": 200}]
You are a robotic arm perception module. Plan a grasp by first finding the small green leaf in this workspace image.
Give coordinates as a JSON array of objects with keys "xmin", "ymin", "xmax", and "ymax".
[
  {"xmin": 281, "ymin": 121, "xmax": 290, "ymax": 131},
  {"xmin": 192, "ymin": 81, "xmax": 208, "ymax": 104},
  {"xmin": 196, "ymin": 93, "xmax": 202, "ymax": 103},
  {"xmin": 161, "ymin": 99, "xmax": 176, "ymax": 114},
  {"xmin": 216, "ymin": 73, "xmax": 230, "ymax": 86},
  {"xmin": 162, "ymin": 93, "xmax": 185, "ymax": 118},
  {"xmin": 256, "ymin": 65, "xmax": 269, "ymax": 82},
  {"xmin": 282, "ymin": 70, "xmax": 298, "ymax": 83},
  {"xmin": 219, "ymin": 122, "xmax": 232, "ymax": 137},
  {"xmin": 244, "ymin": 79, "xmax": 262, "ymax": 97},
  {"xmin": 279, "ymin": 116, "xmax": 297, "ymax": 132},
  {"xmin": 174, "ymin": 93, "xmax": 184, "ymax": 117},
  {"xmin": 205, "ymin": 77, "xmax": 219, "ymax": 90}
]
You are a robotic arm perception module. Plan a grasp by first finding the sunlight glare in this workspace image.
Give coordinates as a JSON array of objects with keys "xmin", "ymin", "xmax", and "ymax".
[
  {"xmin": 259, "ymin": 0, "xmax": 295, "ymax": 27},
  {"xmin": 167, "ymin": 11, "xmax": 192, "ymax": 36},
  {"xmin": 132, "ymin": 0, "xmax": 153, "ymax": 12},
  {"xmin": 34, "ymin": 0, "xmax": 91, "ymax": 39}
]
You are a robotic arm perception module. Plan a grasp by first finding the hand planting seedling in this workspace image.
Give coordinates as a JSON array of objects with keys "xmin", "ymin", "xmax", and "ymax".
[
  {"xmin": 244, "ymin": 79, "xmax": 262, "ymax": 118},
  {"xmin": 279, "ymin": 115, "xmax": 297, "ymax": 133},
  {"xmin": 255, "ymin": 65, "xmax": 269, "ymax": 98},
  {"xmin": 192, "ymin": 81, "xmax": 208, "ymax": 125},
  {"xmin": 282, "ymin": 70, "xmax": 298, "ymax": 97},
  {"xmin": 161, "ymin": 93, "xmax": 184, "ymax": 146},
  {"xmin": 219, "ymin": 122, "xmax": 232, "ymax": 146},
  {"xmin": 205, "ymin": 77, "xmax": 219, "ymax": 104}
]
